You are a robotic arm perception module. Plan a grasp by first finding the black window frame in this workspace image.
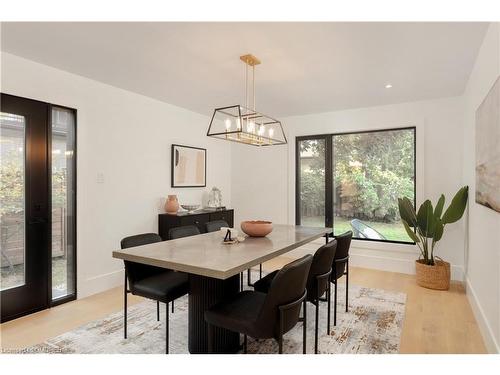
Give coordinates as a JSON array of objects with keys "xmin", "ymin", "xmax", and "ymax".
[{"xmin": 296, "ymin": 126, "xmax": 416, "ymax": 245}]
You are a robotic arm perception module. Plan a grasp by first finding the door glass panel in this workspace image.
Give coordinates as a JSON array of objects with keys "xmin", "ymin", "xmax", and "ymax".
[
  {"xmin": 298, "ymin": 139, "xmax": 326, "ymax": 227},
  {"xmin": 0, "ymin": 112, "xmax": 26, "ymax": 291},
  {"xmin": 51, "ymin": 107, "xmax": 76, "ymax": 300}
]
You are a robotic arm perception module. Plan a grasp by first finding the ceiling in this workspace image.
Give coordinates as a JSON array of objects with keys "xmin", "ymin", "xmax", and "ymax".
[{"xmin": 0, "ymin": 22, "xmax": 488, "ymax": 117}]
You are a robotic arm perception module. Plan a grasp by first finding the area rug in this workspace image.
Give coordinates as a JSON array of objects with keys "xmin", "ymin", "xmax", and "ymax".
[{"xmin": 27, "ymin": 279, "xmax": 406, "ymax": 354}]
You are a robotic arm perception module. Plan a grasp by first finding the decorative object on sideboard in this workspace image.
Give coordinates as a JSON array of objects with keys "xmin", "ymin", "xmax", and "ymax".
[
  {"xmin": 207, "ymin": 54, "xmax": 287, "ymax": 146},
  {"xmin": 164, "ymin": 195, "xmax": 179, "ymax": 215},
  {"xmin": 398, "ymin": 186, "xmax": 469, "ymax": 290},
  {"xmin": 207, "ymin": 186, "xmax": 223, "ymax": 208},
  {"xmin": 180, "ymin": 204, "xmax": 200, "ymax": 213},
  {"xmin": 171, "ymin": 144, "xmax": 206, "ymax": 188},
  {"xmin": 475, "ymin": 75, "xmax": 500, "ymax": 213},
  {"xmin": 240, "ymin": 220, "xmax": 273, "ymax": 237}
]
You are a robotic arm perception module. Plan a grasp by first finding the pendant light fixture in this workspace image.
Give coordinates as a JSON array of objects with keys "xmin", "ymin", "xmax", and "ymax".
[{"xmin": 207, "ymin": 54, "xmax": 287, "ymax": 146}]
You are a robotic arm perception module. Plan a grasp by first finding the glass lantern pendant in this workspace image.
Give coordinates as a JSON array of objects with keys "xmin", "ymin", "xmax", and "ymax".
[{"xmin": 206, "ymin": 54, "xmax": 287, "ymax": 146}]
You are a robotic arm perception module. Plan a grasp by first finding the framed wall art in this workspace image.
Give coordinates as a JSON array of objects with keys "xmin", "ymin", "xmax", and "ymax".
[
  {"xmin": 171, "ymin": 144, "xmax": 206, "ymax": 188},
  {"xmin": 475, "ymin": 76, "xmax": 500, "ymax": 213}
]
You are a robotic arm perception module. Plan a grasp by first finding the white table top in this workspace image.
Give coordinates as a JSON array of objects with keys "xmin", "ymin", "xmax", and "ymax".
[{"xmin": 112, "ymin": 224, "xmax": 331, "ymax": 279}]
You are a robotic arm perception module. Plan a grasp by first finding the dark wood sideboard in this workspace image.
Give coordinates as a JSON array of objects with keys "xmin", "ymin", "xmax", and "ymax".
[{"xmin": 158, "ymin": 209, "xmax": 234, "ymax": 240}]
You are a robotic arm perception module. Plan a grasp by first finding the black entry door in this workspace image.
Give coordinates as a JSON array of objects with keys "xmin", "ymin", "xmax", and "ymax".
[{"xmin": 1, "ymin": 94, "xmax": 50, "ymax": 322}]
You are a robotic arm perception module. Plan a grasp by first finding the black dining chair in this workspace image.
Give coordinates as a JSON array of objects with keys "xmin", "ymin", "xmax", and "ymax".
[
  {"xmin": 168, "ymin": 225, "xmax": 201, "ymax": 240},
  {"xmin": 166, "ymin": 225, "xmax": 201, "ymax": 313},
  {"xmin": 205, "ymin": 220, "xmax": 229, "ymax": 233},
  {"xmin": 205, "ymin": 254, "xmax": 313, "ymax": 354},
  {"xmin": 254, "ymin": 239, "xmax": 337, "ymax": 353},
  {"xmin": 121, "ymin": 233, "xmax": 189, "ymax": 354},
  {"xmin": 329, "ymin": 231, "xmax": 353, "ymax": 326}
]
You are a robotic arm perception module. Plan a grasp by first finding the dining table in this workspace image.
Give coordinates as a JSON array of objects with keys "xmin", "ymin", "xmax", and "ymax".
[{"xmin": 112, "ymin": 224, "xmax": 331, "ymax": 353}]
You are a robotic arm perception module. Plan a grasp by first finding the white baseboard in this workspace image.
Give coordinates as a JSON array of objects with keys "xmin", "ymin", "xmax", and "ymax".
[
  {"xmin": 465, "ymin": 276, "xmax": 500, "ymax": 353},
  {"xmin": 283, "ymin": 240, "xmax": 464, "ymax": 281},
  {"xmin": 77, "ymin": 269, "xmax": 124, "ymax": 299},
  {"xmin": 349, "ymin": 251, "xmax": 464, "ymax": 281}
]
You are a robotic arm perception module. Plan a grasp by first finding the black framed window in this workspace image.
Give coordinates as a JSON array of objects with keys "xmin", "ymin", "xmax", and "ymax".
[{"xmin": 296, "ymin": 127, "xmax": 416, "ymax": 244}]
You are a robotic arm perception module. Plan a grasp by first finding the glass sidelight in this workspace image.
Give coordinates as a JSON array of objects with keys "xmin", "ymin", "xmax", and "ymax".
[{"xmin": 51, "ymin": 107, "xmax": 76, "ymax": 301}]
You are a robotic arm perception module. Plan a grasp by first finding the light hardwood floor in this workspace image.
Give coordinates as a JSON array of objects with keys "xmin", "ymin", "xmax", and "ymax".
[{"xmin": 0, "ymin": 257, "xmax": 487, "ymax": 353}]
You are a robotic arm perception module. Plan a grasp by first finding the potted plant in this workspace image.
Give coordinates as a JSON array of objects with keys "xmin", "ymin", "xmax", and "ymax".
[{"xmin": 398, "ymin": 186, "xmax": 468, "ymax": 290}]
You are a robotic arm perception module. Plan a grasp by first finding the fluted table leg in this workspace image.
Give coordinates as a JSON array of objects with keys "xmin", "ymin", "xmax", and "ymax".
[{"xmin": 188, "ymin": 273, "xmax": 240, "ymax": 354}]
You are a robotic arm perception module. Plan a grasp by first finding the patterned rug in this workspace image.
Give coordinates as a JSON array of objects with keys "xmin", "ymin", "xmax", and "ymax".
[{"xmin": 27, "ymin": 279, "xmax": 406, "ymax": 354}]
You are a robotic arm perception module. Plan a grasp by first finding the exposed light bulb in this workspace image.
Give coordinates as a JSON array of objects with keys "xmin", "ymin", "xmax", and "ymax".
[
  {"xmin": 258, "ymin": 124, "xmax": 265, "ymax": 135},
  {"xmin": 385, "ymin": 84, "xmax": 393, "ymax": 89},
  {"xmin": 248, "ymin": 121, "xmax": 255, "ymax": 133},
  {"xmin": 269, "ymin": 128, "xmax": 274, "ymax": 138},
  {"xmin": 224, "ymin": 119, "xmax": 231, "ymax": 130},
  {"xmin": 236, "ymin": 118, "xmax": 241, "ymax": 130}
]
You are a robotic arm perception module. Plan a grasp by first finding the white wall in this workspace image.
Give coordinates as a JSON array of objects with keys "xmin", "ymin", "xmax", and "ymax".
[
  {"xmin": 1, "ymin": 52, "xmax": 232, "ymax": 298},
  {"xmin": 231, "ymin": 96, "xmax": 467, "ymax": 281},
  {"xmin": 462, "ymin": 23, "xmax": 500, "ymax": 353}
]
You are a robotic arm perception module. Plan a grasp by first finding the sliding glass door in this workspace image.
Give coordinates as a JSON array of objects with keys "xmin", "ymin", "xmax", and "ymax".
[
  {"xmin": 0, "ymin": 94, "xmax": 76, "ymax": 322},
  {"xmin": 296, "ymin": 127, "xmax": 416, "ymax": 244}
]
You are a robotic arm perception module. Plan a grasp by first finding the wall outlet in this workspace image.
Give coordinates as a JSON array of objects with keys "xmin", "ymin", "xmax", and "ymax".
[{"xmin": 96, "ymin": 172, "xmax": 105, "ymax": 184}]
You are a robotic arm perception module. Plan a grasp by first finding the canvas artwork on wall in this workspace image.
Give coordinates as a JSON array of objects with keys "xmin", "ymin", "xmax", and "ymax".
[
  {"xmin": 475, "ymin": 76, "xmax": 500, "ymax": 213},
  {"xmin": 171, "ymin": 144, "xmax": 206, "ymax": 187}
]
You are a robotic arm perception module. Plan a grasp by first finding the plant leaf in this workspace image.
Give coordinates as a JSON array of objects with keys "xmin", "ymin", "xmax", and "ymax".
[
  {"xmin": 434, "ymin": 194, "xmax": 445, "ymax": 219},
  {"xmin": 433, "ymin": 217, "xmax": 444, "ymax": 242},
  {"xmin": 398, "ymin": 197, "xmax": 417, "ymax": 227},
  {"xmin": 417, "ymin": 200, "xmax": 435, "ymax": 237},
  {"xmin": 403, "ymin": 220, "xmax": 420, "ymax": 243},
  {"xmin": 442, "ymin": 186, "xmax": 469, "ymax": 224}
]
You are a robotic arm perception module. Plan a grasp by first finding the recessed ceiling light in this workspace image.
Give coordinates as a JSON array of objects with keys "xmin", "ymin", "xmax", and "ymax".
[{"xmin": 385, "ymin": 84, "xmax": 393, "ymax": 89}]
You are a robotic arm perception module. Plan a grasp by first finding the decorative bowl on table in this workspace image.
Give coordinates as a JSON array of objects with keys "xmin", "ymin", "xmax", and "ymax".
[
  {"xmin": 181, "ymin": 204, "xmax": 200, "ymax": 213},
  {"xmin": 240, "ymin": 220, "xmax": 273, "ymax": 237}
]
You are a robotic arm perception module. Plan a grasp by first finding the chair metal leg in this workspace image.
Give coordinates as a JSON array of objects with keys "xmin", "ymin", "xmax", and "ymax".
[
  {"xmin": 157, "ymin": 300, "xmax": 160, "ymax": 321},
  {"xmin": 172, "ymin": 300, "xmax": 174, "ymax": 313},
  {"xmin": 165, "ymin": 303, "xmax": 169, "ymax": 354},
  {"xmin": 240, "ymin": 272, "xmax": 243, "ymax": 291},
  {"xmin": 327, "ymin": 281, "xmax": 331, "ymax": 334},
  {"xmin": 315, "ymin": 301, "xmax": 319, "ymax": 354},
  {"xmin": 303, "ymin": 299, "xmax": 307, "ymax": 354},
  {"xmin": 207, "ymin": 324, "xmax": 214, "ymax": 353},
  {"xmin": 124, "ymin": 271, "xmax": 127, "ymax": 339},
  {"xmin": 334, "ymin": 280, "xmax": 338, "ymax": 326},
  {"xmin": 247, "ymin": 265, "xmax": 262, "ymax": 287},
  {"xmin": 345, "ymin": 261, "xmax": 349, "ymax": 312},
  {"xmin": 243, "ymin": 334, "xmax": 247, "ymax": 354}
]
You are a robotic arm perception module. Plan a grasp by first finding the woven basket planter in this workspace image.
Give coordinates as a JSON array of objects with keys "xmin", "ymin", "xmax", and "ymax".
[{"xmin": 415, "ymin": 259, "xmax": 450, "ymax": 290}]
